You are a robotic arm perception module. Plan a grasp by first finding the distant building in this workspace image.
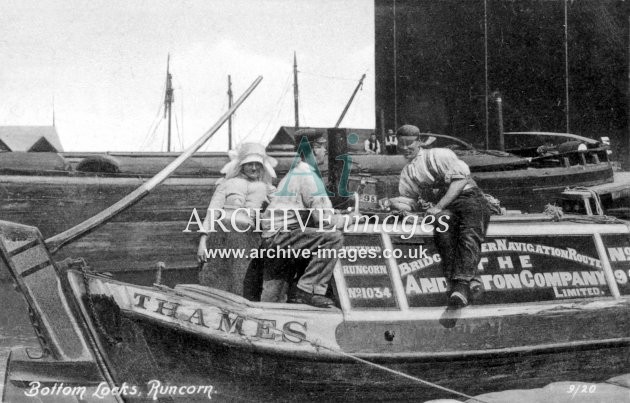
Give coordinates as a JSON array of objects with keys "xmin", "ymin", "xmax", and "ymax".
[{"xmin": 0, "ymin": 126, "xmax": 64, "ymax": 152}]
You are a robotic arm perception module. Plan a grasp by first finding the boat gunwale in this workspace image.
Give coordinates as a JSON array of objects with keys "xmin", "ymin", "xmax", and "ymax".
[
  {"xmin": 118, "ymin": 307, "xmax": 630, "ymax": 363},
  {"xmin": 78, "ymin": 270, "xmax": 630, "ymax": 320},
  {"xmin": 67, "ymin": 271, "xmax": 630, "ymax": 362}
]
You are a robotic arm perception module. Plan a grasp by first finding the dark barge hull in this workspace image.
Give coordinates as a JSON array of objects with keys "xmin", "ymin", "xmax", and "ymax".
[
  {"xmin": 97, "ymin": 313, "xmax": 630, "ymax": 402},
  {"xmin": 0, "ymin": 147, "xmax": 615, "ymax": 281},
  {"xmin": 371, "ymin": 162, "xmax": 613, "ymax": 213},
  {"xmin": 0, "ymin": 175, "xmax": 211, "ymax": 280},
  {"xmin": 3, "ymin": 217, "xmax": 630, "ymax": 402}
]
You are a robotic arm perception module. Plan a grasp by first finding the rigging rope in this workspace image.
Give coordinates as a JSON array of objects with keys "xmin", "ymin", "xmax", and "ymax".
[
  {"xmin": 140, "ymin": 80, "xmax": 168, "ymax": 151},
  {"xmin": 174, "ymin": 112, "xmax": 183, "ymax": 151},
  {"xmin": 244, "ymin": 71, "xmax": 292, "ymax": 144},
  {"xmin": 300, "ymin": 104, "xmax": 308, "ymax": 127},
  {"xmin": 177, "ymin": 83, "xmax": 185, "ymax": 150},
  {"xmin": 300, "ymin": 70, "xmax": 361, "ymax": 82},
  {"xmin": 140, "ymin": 101, "xmax": 166, "ymax": 151}
]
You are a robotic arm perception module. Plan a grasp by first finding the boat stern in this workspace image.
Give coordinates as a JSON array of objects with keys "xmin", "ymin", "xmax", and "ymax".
[{"xmin": 0, "ymin": 220, "xmax": 120, "ymax": 402}]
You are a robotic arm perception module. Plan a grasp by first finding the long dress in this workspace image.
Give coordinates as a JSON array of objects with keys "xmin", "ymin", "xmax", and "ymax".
[{"xmin": 198, "ymin": 176, "xmax": 274, "ymax": 295}]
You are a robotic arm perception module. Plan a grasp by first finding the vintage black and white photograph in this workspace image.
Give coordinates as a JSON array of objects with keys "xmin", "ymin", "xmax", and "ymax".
[{"xmin": 1, "ymin": 1, "xmax": 629, "ymax": 402}]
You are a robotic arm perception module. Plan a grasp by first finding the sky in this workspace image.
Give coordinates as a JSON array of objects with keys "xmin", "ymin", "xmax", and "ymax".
[{"xmin": 0, "ymin": 0, "xmax": 375, "ymax": 151}]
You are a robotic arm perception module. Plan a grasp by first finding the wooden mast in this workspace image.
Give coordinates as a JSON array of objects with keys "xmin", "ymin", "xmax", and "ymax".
[
  {"xmin": 393, "ymin": 0, "xmax": 398, "ymax": 129},
  {"xmin": 293, "ymin": 52, "xmax": 299, "ymax": 129},
  {"xmin": 484, "ymin": 0, "xmax": 489, "ymax": 150},
  {"xmin": 228, "ymin": 75, "xmax": 233, "ymax": 150},
  {"xmin": 335, "ymin": 74, "xmax": 366, "ymax": 128},
  {"xmin": 165, "ymin": 54, "xmax": 174, "ymax": 152},
  {"xmin": 564, "ymin": 0, "xmax": 570, "ymax": 133}
]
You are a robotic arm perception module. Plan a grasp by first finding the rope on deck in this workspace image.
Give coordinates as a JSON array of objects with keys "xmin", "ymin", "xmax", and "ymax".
[
  {"xmin": 565, "ymin": 186, "xmax": 604, "ymax": 215},
  {"xmin": 544, "ymin": 204, "xmax": 564, "ymax": 221}
]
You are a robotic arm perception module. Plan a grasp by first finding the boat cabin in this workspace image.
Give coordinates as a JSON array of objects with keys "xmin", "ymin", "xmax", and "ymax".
[{"xmin": 331, "ymin": 215, "xmax": 630, "ymax": 314}]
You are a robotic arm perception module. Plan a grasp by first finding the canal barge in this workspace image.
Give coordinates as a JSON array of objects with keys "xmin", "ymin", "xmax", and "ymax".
[
  {"xmin": 1, "ymin": 102, "xmax": 627, "ymax": 401},
  {"xmin": 0, "ymin": 129, "xmax": 614, "ymax": 279},
  {"xmin": 2, "ymin": 212, "xmax": 630, "ymax": 401}
]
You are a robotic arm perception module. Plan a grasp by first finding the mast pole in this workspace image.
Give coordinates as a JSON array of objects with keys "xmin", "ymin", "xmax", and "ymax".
[
  {"xmin": 564, "ymin": 0, "xmax": 570, "ymax": 133},
  {"xmin": 380, "ymin": 108, "xmax": 385, "ymax": 138},
  {"xmin": 293, "ymin": 51, "xmax": 299, "ymax": 129},
  {"xmin": 495, "ymin": 92, "xmax": 505, "ymax": 151},
  {"xmin": 335, "ymin": 74, "xmax": 366, "ymax": 128},
  {"xmin": 393, "ymin": 0, "xmax": 398, "ymax": 129},
  {"xmin": 165, "ymin": 54, "xmax": 174, "ymax": 152},
  {"xmin": 484, "ymin": 0, "xmax": 489, "ymax": 150},
  {"xmin": 228, "ymin": 75, "xmax": 233, "ymax": 149}
]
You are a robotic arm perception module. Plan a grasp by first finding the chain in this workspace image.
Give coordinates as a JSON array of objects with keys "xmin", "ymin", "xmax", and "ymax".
[{"xmin": 80, "ymin": 265, "xmax": 120, "ymax": 346}]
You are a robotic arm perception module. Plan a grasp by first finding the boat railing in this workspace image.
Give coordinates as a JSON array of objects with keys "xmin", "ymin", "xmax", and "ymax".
[{"xmin": 528, "ymin": 147, "xmax": 609, "ymax": 167}]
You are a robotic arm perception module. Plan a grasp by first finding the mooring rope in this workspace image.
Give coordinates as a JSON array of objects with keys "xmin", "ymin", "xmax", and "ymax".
[
  {"xmin": 81, "ymin": 269, "xmax": 485, "ymax": 402},
  {"xmin": 218, "ymin": 308, "xmax": 488, "ymax": 403}
]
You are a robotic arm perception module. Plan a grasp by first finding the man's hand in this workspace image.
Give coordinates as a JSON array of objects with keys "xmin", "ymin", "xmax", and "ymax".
[
  {"xmin": 196, "ymin": 236, "xmax": 208, "ymax": 263},
  {"xmin": 378, "ymin": 198, "xmax": 392, "ymax": 211},
  {"xmin": 418, "ymin": 198, "xmax": 434, "ymax": 211},
  {"xmin": 426, "ymin": 206, "xmax": 442, "ymax": 215},
  {"xmin": 432, "ymin": 179, "xmax": 466, "ymax": 214},
  {"xmin": 349, "ymin": 210, "xmax": 365, "ymax": 223},
  {"xmin": 388, "ymin": 196, "xmax": 417, "ymax": 212}
]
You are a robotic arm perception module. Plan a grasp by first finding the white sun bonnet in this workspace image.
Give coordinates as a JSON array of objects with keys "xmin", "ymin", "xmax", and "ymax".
[{"xmin": 220, "ymin": 142, "xmax": 277, "ymax": 184}]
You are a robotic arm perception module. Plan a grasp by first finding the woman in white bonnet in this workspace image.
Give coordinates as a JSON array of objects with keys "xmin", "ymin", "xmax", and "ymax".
[{"xmin": 196, "ymin": 142, "xmax": 277, "ymax": 295}]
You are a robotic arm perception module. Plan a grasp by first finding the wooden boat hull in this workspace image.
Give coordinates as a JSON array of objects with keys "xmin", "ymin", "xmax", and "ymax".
[
  {"xmin": 369, "ymin": 162, "xmax": 613, "ymax": 213},
  {"xmin": 0, "ymin": 175, "xmax": 212, "ymax": 280},
  {"xmin": 117, "ymin": 320, "xmax": 630, "ymax": 401},
  {"xmin": 0, "ymin": 149, "xmax": 615, "ymax": 282},
  {"xmin": 2, "ymin": 216, "xmax": 630, "ymax": 401},
  {"xmin": 74, "ymin": 277, "xmax": 630, "ymax": 402}
]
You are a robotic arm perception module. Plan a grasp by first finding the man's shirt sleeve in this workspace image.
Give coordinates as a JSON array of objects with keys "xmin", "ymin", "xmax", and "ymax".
[
  {"xmin": 399, "ymin": 164, "xmax": 420, "ymax": 199},
  {"xmin": 299, "ymin": 173, "xmax": 333, "ymax": 210},
  {"xmin": 432, "ymin": 149, "xmax": 471, "ymax": 184}
]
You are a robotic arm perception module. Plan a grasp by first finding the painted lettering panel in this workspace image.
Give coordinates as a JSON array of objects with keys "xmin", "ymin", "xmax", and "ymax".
[
  {"xmin": 393, "ymin": 235, "xmax": 609, "ymax": 307},
  {"xmin": 601, "ymin": 234, "xmax": 630, "ymax": 295},
  {"xmin": 340, "ymin": 234, "xmax": 398, "ymax": 309}
]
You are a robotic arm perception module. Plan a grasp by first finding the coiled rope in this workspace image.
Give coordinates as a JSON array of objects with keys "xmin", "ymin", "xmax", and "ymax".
[{"xmin": 565, "ymin": 186, "xmax": 604, "ymax": 216}]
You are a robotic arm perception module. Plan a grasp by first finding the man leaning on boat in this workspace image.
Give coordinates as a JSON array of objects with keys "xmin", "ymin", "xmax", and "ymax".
[
  {"xmin": 393, "ymin": 124, "xmax": 493, "ymax": 307},
  {"xmin": 259, "ymin": 130, "xmax": 360, "ymax": 308}
]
